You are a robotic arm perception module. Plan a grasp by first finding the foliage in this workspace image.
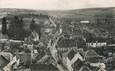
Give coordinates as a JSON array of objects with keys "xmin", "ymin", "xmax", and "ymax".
[{"xmin": 7, "ymin": 16, "xmax": 29, "ymax": 40}]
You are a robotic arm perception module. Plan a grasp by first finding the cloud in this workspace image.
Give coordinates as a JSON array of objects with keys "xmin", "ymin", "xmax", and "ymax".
[{"xmin": 1, "ymin": 0, "xmax": 115, "ymax": 10}]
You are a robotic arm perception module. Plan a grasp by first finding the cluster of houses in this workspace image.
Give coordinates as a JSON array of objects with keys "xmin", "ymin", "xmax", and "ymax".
[{"xmin": 0, "ymin": 13, "xmax": 115, "ymax": 71}]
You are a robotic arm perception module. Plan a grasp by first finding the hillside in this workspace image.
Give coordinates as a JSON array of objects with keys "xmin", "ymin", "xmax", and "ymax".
[{"xmin": 0, "ymin": 7, "xmax": 115, "ymax": 39}]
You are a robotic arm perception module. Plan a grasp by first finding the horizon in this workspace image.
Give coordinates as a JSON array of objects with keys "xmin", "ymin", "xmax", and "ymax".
[
  {"xmin": 1, "ymin": 0, "xmax": 115, "ymax": 10},
  {"xmin": 0, "ymin": 7, "xmax": 115, "ymax": 11}
]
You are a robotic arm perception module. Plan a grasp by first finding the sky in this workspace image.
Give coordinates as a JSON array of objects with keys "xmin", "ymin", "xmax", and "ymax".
[{"xmin": 0, "ymin": 0, "xmax": 115, "ymax": 10}]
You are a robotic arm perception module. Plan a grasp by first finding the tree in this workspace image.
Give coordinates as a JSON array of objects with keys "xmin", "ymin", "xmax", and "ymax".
[
  {"xmin": 30, "ymin": 18, "xmax": 41, "ymax": 39},
  {"xmin": 94, "ymin": 10, "xmax": 114, "ymax": 37},
  {"xmin": 7, "ymin": 16, "xmax": 25, "ymax": 40},
  {"xmin": 2, "ymin": 17, "xmax": 7, "ymax": 35}
]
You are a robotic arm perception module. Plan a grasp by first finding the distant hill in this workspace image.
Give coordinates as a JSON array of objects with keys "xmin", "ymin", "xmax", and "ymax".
[{"xmin": 0, "ymin": 7, "xmax": 115, "ymax": 19}]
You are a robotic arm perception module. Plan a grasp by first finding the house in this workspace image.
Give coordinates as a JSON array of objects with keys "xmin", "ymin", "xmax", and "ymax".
[
  {"xmin": 17, "ymin": 52, "xmax": 31, "ymax": 67},
  {"xmin": 86, "ymin": 37, "xmax": 107, "ymax": 48},
  {"xmin": 84, "ymin": 50, "xmax": 103, "ymax": 63},
  {"xmin": 80, "ymin": 20, "xmax": 90, "ymax": 24},
  {"xmin": 15, "ymin": 68, "xmax": 31, "ymax": 71},
  {"xmin": 0, "ymin": 52, "xmax": 13, "ymax": 61},
  {"xmin": 79, "ymin": 66, "xmax": 91, "ymax": 71},
  {"xmin": 86, "ymin": 42, "xmax": 107, "ymax": 48}
]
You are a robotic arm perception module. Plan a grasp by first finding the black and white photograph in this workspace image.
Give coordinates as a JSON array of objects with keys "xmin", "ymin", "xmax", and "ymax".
[{"xmin": 0, "ymin": 0, "xmax": 115, "ymax": 71}]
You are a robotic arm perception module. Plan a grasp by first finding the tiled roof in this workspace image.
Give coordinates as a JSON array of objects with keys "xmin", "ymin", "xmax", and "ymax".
[
  {"xmin": 0, "ymin": 55, "xmax": 9, "ymax": 67},
  {"xmin": 30, "ymin": 64, "xmax": 58, "ymax": 71},
  {"xmin": 57, "ymin": 37, "xmax": 77, "ymax": 48}
]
